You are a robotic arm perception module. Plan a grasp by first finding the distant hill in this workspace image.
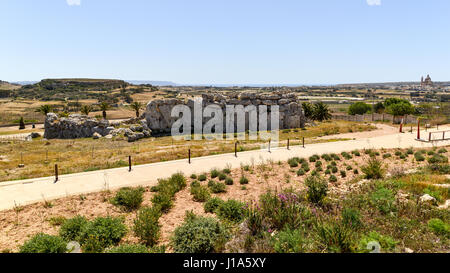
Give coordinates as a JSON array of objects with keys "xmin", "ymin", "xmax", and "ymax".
[{"xmin": 127, "ymin": 80, "xmax": 178, "ymax": 86}]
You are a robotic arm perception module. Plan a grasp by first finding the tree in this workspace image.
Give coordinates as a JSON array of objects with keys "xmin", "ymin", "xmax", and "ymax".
[
  {"xmin": 19, "ymin": 117, "xmax": 25, "ymax": 130},
  {"xmin": 80, "ymin": 105, "xmax": 93, "ymax": 116},
  {"xmin": 386, "ymin": 102, "xmax": 415, "ymax": 117},
  {"xmin": 99, "ymin": 102, "xmax": 110, "ymax": 120},
  {"xmin": 312, "ymin": 102, "xmax": 332, "ymax": 121},
  {"xmin": 129, "ymin": 102, "xmax": 143, "ymax": 118},
  {"xmin": 374, "ymin": 102, "xmax": 385, "ymax": 114},
  {"xmin": 35, "ymin": 105, "xmax": 53, "ymax": 116},
  {"xmin": 348, "ymin": 102, "xmax": 371, "ymax": 115},
  {"xmin": 302, "ymin": 102, "xmax": 314, "ymax": 119}
]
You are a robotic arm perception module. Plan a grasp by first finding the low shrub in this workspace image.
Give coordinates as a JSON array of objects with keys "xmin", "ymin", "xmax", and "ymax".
[
  {"xmin": 133, "ymin": 207, "xmax": 161, "ymax": 246},
  {"xmin": 152, "ymin": 192, "xmax": 173, "ymax": 213},
  {"xmin": 342, "ymin": 208, "xmax": 362, "ymax": 229},
  {"xmin": 198, "ymin": 174, "xmax": 207, "ymax": 181},
  {"xmin": 288, "ymin": 158, "xmax": 299, "ymax": 168},
  {"xmin": 19, "ymin": 233, "xmax": 67, "ymax": 253},
  {"xmin": 428, "ymin": 154, "xmax": 448, "ymax": 164},
  {"xmin": 225, "ymin": 177, "xmax": 234, "ymax": 185},
  {"xmin": 111, "ymin": 187, "xmax": 145, "ymax": 211},
  {"xmin": 59, "ymin": 215, "xmax": 88, "ymax": 242},
  {"xmin": 105, "ymin": 244, "xmax": 150, "ymax": 253},
  {"xmin": 305, "ymin": 175, "xmax": 328, "ymax": 204},
  {"xmin": 370, "ymin": 187, "xmax": 396, "ymax": 214},
  {"xmin": 216, "ymin": 199, "xmax": 245, "ymax": 223},
  {"xmin": 190, "ymin": 174, "xmax": 197, "ymax": 179},
  {"xmin": 171, "ymin": 215, "xmax": 229, "ymax": 253},
  {"xmin": 414, "ymin": 152, "xmax": 425, "ymax": 162},
  {"xmin": 316, "ymin": 221, "xmax": 355, "ymax": 253},
  {"xmin": 361, "ymin": 158, "xmax": 385, "ymax": 179},
  {"xmin": 297, "ymin": 168, "xmax": 305, "ymax": 176},
  {"xmin": 191, "ymin": 184, "xmax": 211, "ymax": 202},
  {"xmin": 383, "ymin": 153, "xmax": 392, "ymax": 159},
  {"xmin": 358, "ymin": 231, "xmax": 398, "ymax": 253},
  {"xmin": 218, "ymin": 172, "xmax": 227, "ymax": 181},
  {"xmin": 80, "ymin": 217, "xmax": 127, "ymax": 253},
  {"xmin": 208, "ymin": 181, "xmax": 227, "ymax": 193},
  {"xmin": 239, "ymin": 176, "xmax": 249, "ymax": 185},
  {"xmin": 204, "ymin": 197, "xmax": 224, "ymax": 213},
  {"xmin": 438, "ymin": 148, "xmax": 448, "ymax": 154},
  {"xmin": 340, "ymin": 170, "xmax": 347, "ymax": 178},
  {"xmin": 272, "ymin": 228, "xmax": 307, "ymax": 253},
  {"xmin": 427, "ymin": 218, "xmax": 449, "ymax": 237},
  {"xmin": 352, "ymin": 150, "xmax": 361, "ymax": 156},
  {"xmin": 329, "ymin": 175, "xmax": 337, "ymax": 183},
  {"xmin": 210, "ymin": 169, "xmax": 220, "ymax": 178}
]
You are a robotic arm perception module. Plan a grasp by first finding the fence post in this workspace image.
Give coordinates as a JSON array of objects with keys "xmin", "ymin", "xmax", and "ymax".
[
  {"xmin": 287, "ymin": 138, "xmax": 290, "ymax": 150},
  {"xmin": 429, "ymin": 132, "xmax": 432, "ymax": 142},
  {"xmin": 188, "ymin": 149, "xmax": 191, "ymax": 164},
  {"xmin": 417, "ymin": 119, "xmax": 420, "ymax": 140},
  {"xmin": 128, "ymin": 156, "xmax": 132, "ymax": 172},
  {"xmin": 235, "ymin": 142, "xmax": 237, "ymax": 157},
  {"xmin": 268, "ymin": 140, "xmax": 271, "ymax": 153},
  {"xmin": 54, "ymin": 164, "xmax": 59, "ymax": 183},
  {"xmin": 302, "ymin": 137, "xmax": 305, "ymax": 148}
]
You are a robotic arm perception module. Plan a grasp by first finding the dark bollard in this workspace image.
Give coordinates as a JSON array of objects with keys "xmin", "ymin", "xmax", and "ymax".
[
  {"xmin": 287, "ymin": 138, "xmax": 290, "ymax": 150},
  {"xmin": 303, "ymin": 137, "xmax": 305, "ymax": 148},
  {"xmin": 54, "ymin": 164, "xmax": 59, "ymax": 183},
  {"xmin": 268, "ymin": 140, "xmax": 271, "ymax": 153},
  {"xmin": 129, "ymin": 156, "xmax": 132, "ymax": 172},
  {"xmin": 235, "ymin": 142, "xmax": 237, "ymax": 157},
  {"xmin": 189, "ymin": 149, "xmax": 191, "ymax": 164}
]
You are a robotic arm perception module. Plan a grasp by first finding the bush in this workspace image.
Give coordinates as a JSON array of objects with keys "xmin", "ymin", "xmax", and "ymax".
[
  {"xmin": 80, "ymin": 217, "xmax": 127, "ymax": 253},
  {"xmin": 239, "ymin": 176, "xmax": 249, "ymax": 185},
  {"xmin": 353, "ymin": 169, "xmax": 359, "ymax": 175},
  {"xmin": 225, "ymin": 177, "xmax": 234, "ymax": 185},
  {"xmin": 152, "ymin": 192, "xmax": 173, "ymax": 213},
  {"xmin": 340, "ymin": 170, "xmax": 346, "ymax": 178},
  {"xmin": 171, "ymin": 215, "xmax": 229, "ymax": 253},
  {"xmin": 358, "ymin": 231, "xmax": 398, "ymax": 253},
  {"xmin": 342, "ymin": 208, "xmax": 362, "ymax": 229},
  {"xmin": 331, "ymin": 166, "xmax": 338, "ymax": 174},
  {"xmin": 106, "ymin": 244, "xmax": 150, "ymax": 253},
  {"xmin": 198, "ymin": 174, "xmax": 207, "ymax": 181},
  {"xmin": 190, "ymin": 174, "xmax": 197, "ymax": 179},
  {"xmin": 361, "ymin": 158, "xmax": 385, "ymax": 179},
  {"xmin": 414, "ymin": 152, "xmax": 425, "ymax": 162},
  {"xmin": 111, "ymin": 187, "xmax": 144, "ymax": 211},
  {"xmin": 370, "ymin": 187, "xmax": 395, "ymax": 214},
  {"xmin": 222, "ymin": 167, "xmax": 231, "ymax": 174},
  {"xmin": 305, "ymin": 175, "xmax": 328, "ymax": 204},
  {"xmin": 383, "ymin": 153, "xmax": 392, "ymax": 159},
  {"xmin": 352, "ymin": 150, "xmax": 361, "ymax": 156},
  {"xmin": 316, "ymin": 222, "xmax": 355, "ymax": 253},
  {"xmin": 288, "ymin": 158, "xmax": 299, "ymax": 168},
  {"xmin": 438, "ymin": 148, "xmax": 448, "ymax": 154},
  {"xmin": 133, "ymin": 207, "xmax": 161, "ymax": 246},
  {"xmin": 216, "ymin": 199, "xmax": 245, "ymax": 223},
  {"xmin": 348, "ymin": 102, "xmax": 372, "ymax": 115},
  {"xmin": 297, "ymin": 168, "xmax": 305, "ymax": 176},
  {"xmin": 204, "ymin": 197, "xmax": 224, "ymax": 213},
  {"xmin": 428, "ymin": 154, "xmax": 448, "ymax": 164},
  {"xmin": 208, "ymin": 181, "xmax": 226, "ymax": 193},
  {"xmin": 210, "ymin": 169, "xmax": 220, "ymax": 178},
  {"xmin": 191, "ymin": 184, "xmax": 211, "ymax": 202},
  {"xmin": 272, "ymin": 228, "xmax": 306, "ymax": 253},
  {"xmin": 428, "ymin": 218, "xmax": 449, "ymax": 236},
  {"xmin": 20, "ymin": 233, "xmax": 67, "ymax": 253},
  {"xmin": 59, "ymin": 215, "xmax": 88, "ymax": 242},
  {"xmin": 218, "ymin": 173, "xmax": 227, "ymax": 181},
  {"xmin": 329, "ymin": 175, "xmax": 337, "ymax": 183}
]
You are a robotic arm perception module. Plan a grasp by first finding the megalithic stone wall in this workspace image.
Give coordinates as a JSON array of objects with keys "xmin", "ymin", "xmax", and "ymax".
[{"xmin": 144, "ymin": 92, "xmax": 306, "ymax": 135}]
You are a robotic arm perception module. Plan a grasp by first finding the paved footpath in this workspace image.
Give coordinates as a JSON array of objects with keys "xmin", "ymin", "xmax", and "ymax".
[{"xmin": 0, "ymin": 127, "xmax": 449, "ymax": 211}]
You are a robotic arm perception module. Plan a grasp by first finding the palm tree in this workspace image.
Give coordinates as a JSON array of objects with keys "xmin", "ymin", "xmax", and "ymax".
[
  {"xmin": 35, "ymin": 105, "xmax": 53, "ymax": 116},
  {"xmin": 129, "ymin": 102, "xmax": 143, "ymax": 118},
  {"xmin": 80, "ymin": 105, "xmax": 93, "ymax": 116},
  {"xmin": 302, "ymin": 102, "xmax": 314, "ymax": 119},
  {"xmin": 312, "ymin": 102, "xmax": 332, "ymax": 122},
  {"xmin": 99, "ymin": 102, "xmax": 110, "ymax": 120}
]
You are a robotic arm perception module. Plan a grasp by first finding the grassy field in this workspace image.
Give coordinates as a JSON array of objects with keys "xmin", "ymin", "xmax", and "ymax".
[
  {"xmin": 1, "ymin": 146, "xmax": 448, "ymax": 253},
  {"xmin": 0, "ymin": 121, "xmax": 376, "ymax": 182}
]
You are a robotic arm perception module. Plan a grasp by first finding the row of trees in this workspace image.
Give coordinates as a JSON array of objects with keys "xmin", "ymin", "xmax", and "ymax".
[
  {"xmin": 347, "ymin": 98, "xmax": 415, "ymax": 117},
  {"xmin": 35, "ymin": 102, "xmax": 144, "ymax": 120}
]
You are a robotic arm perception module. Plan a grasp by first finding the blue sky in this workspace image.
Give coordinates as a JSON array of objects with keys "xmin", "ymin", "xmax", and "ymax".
[{"xmin": 1, "ymin": 0, "xmax": 449, "ymax": 85}]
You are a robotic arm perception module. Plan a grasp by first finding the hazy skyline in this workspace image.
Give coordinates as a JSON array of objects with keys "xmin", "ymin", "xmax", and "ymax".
[{"xmin": 1, "ymin": 0, "xmax": 449, "ymax": 84}]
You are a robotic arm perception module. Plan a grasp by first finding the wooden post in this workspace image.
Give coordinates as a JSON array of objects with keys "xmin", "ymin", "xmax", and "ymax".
[
  {"xmin": 235, "ymin": 142, "xmax": 237, "ymax": 157},
  {"xmin": 287, "ymin": 138, "xmax": 290, "ymax": 150},
  {"xmin": 128, "ymin": 156, "xmax": 132, "ymax": 172},
  {"xmin": 302, "ymin": 137, "xmax": 305, "ymax": 148},
  {"xmin": 268, "ymin": 140, "xmax": 271, "ymax": 153},
  {"xmin": 188, "ymin": 149, "xmax": 191, "ymax": 164},
  {"xmin": 54, "ymin": 164, "xmax": 59, "ymax": 183},
  {"xmin": 417, "ymin": 119, "xmax": 420, "ymax": 140},
  {"xmin": 429, "ymin": 132, "xmax": 432, "ymax": 142},
  {"xmin": 443, "ymin": 131, "xmax": 445, "ymax": 140}
]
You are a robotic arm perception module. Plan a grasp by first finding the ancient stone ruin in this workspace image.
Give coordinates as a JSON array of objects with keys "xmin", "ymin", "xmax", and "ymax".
[
  {"xmin": 44, "ymin": 113, "xmax": 151, "ymax": 142},
  {"xmin": 145, "ymin": 91, "xmax": 305, "ymax": 135},
  {"xmin": 44, "ymin": 91, "xmax": 305, "ymax": 140}
]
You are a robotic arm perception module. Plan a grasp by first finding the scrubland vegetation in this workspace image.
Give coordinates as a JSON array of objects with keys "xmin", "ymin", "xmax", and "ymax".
[{"xmin": 2, "ymin": 146, "xmax": 448, "ymax": 253}]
